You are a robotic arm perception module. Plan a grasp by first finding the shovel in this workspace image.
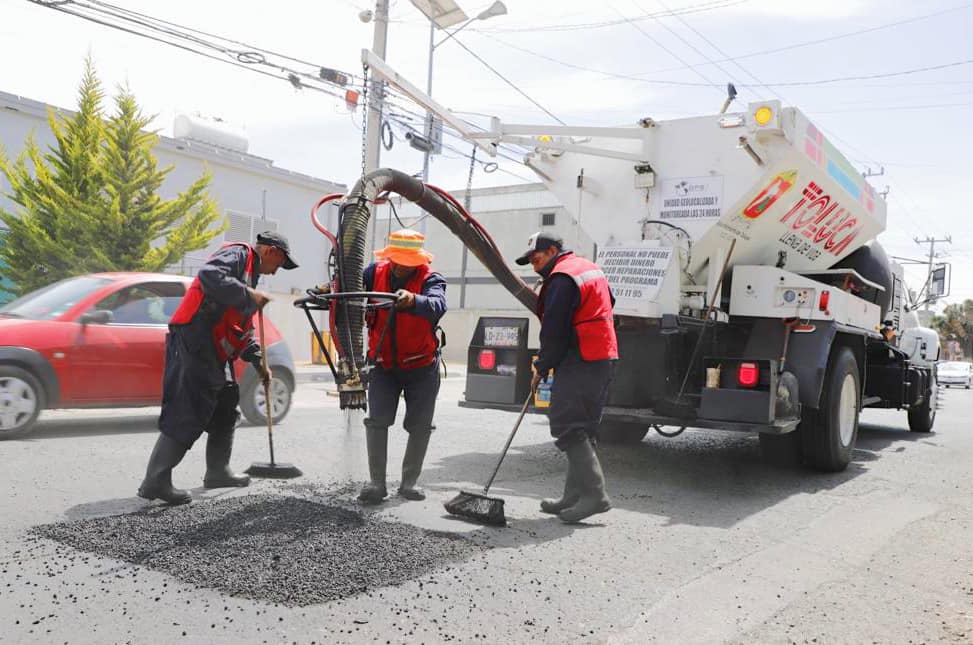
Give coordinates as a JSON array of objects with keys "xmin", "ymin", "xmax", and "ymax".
[{"xmin": 245, "ymin": 309, "xmax": 302, "ymax": 479}]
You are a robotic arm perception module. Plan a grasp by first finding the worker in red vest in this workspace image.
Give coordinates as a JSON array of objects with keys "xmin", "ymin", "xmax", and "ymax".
[
  {"xmin": 137, "ymin": 232, "xmax": 298, "ymax": 505},
  {"xmin": 358, "ymin": 229, "xmax": 447, "ymax": 504},
  {"xmin": 515, "ymin": 232, "xmax": 618, "ymax": 523}
]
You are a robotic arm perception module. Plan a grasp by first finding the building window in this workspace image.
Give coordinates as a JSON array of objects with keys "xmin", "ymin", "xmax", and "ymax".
[{"xmin": 541, "ymin": 212, "xmax": 556, "ymax": 227}]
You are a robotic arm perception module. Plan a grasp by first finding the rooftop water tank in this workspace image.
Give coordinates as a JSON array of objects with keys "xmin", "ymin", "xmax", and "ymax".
[{"xmin": 173, "ymin": 114, "xmax": 248, "ymax": 153}]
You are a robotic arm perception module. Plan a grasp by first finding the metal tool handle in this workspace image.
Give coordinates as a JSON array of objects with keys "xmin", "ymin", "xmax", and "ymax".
[
  {"xmin": 482, "ymin": 388, "xmax": 534, "ymax": 495},
  {"xmin": 259, "ymin": 309, "xmax": 275, "ymax": 466}
]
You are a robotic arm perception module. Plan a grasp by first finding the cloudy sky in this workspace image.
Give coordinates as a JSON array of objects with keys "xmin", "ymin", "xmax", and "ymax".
[{"xmin": 2, "ymin": 0, "xmax": 971, "ymax": 304}]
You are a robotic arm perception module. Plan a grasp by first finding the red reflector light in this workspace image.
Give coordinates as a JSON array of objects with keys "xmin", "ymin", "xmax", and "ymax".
[
  {"xmin": 738, "ymin": 362, "xmax": 759, "ymax": 387},
  {"xmin": 819, "ymin": 289, "xmax": 830, "ymax": 312},
  {"xmin": 478, "ymin": 349, "xmax": 496, "ymax": 370}
]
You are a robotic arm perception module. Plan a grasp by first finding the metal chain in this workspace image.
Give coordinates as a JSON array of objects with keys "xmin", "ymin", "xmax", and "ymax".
[
  {"xmin": 463, "ymin": 146, "xmax": 477, "ymax": 213},
  {"xmin": 359, "ymin": 63, "xmax": 370, "ymax": 182}
]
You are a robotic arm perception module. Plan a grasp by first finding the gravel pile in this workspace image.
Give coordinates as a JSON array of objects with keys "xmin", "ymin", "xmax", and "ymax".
[{"xmin": 31, "ymin": 495, "xmax": 481, "ymax": 606}]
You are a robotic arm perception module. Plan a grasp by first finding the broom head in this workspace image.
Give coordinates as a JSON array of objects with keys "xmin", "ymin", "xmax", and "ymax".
[{"xmin": 443, "ymin": 490, "xmax": 506, "ymax": 526}]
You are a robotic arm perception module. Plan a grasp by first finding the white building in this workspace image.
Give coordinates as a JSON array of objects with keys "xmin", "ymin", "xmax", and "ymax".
[{"xmin": 0, "ymin": 90, "xmax": 344, "ymax": 362}]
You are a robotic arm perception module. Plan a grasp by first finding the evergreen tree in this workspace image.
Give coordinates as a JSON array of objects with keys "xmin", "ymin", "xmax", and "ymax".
[{"xmin": 0, "ymin": 57, "xmax": 225, "ymax": 295}]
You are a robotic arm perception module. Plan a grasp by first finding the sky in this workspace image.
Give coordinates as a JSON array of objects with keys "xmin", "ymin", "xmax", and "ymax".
[{"xmin": 1, "ymin": 0, "xmax": 972, "ymax": 307}]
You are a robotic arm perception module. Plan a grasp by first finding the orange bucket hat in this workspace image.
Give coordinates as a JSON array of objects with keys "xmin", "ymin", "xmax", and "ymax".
[{"xmin": 374, "ymin": 229, "xmax": 434, "ymax": 267}]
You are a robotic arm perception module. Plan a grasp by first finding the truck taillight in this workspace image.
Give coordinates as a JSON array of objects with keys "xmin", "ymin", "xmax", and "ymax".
[
  {"xmin": 478, "ymin": 349, "xmax": 496, "ymax": 370},
  {"xmin": 738, "ymin": 362, "xmax": 759, "ymax": 388},
  {"xmin": 819, "ymin": 290, "xmax": 830, "ymax": 312}
]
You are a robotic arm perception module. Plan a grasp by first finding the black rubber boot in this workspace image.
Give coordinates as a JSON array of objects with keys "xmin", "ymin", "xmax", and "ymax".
[
  {"xmin": 138, "ymin": 434, "xmax": 192, "ymax": 505},
  {"xmin": 358, "ymin": 426, "xmax": 388, "ymax": 504},
  {"xmin": 540, "ymin": 453, "xmax": 579, "ymax": 514},
  {"xmin": 398, "ymin": 430, "xmax": 431, "ymax": 501},
  {"xmin": 558, "ymin": 439, "xmax": 612, "ymax": 524},
  {"xmin": 203, "ymin": 430, "xmax": 251, "ymax": 488}
]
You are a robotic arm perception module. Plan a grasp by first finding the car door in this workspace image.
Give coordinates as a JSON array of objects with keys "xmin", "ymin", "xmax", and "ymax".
[{"xmin": 70, "ymin": 281, "xmax": 185, "ymax": 402}]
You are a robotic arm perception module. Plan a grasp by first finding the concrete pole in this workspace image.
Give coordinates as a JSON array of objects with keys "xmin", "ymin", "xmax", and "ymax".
[{"xmin": 364, "ymin": 0, "xmax": 390, "ymax": 175}]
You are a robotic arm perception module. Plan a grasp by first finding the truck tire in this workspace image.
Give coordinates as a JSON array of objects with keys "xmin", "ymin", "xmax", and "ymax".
[
  {"xmin": 759, "ymin": 432, "xmax": 803, "ymax": 467},
  {"xmin": 0, "ymin": 365, "xmax": 44, "ymax": 440},
  {"xmin": 907, "ymin": 390, "xmax": 935, "ymax": 433},
  {"xmin": 800, "ymin": 347, "xmax": 860, "ymax": 472},
  {"xmin": 240, "ymin": 367, "xmax": 294, "ymax": 426},
  {"xmin": 598, "ymin": 420, "xmax": 649, "ymax": 444}
]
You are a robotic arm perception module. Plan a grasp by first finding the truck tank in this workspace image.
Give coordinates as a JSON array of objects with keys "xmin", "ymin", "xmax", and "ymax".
[{"xmin": 521, "ymin": 101, "xmax": 887, "ymax": 311}]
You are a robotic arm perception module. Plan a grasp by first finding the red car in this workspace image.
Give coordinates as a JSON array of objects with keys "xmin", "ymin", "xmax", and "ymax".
[{"xmin": 0, "ymin": 272, "xmax": 295, "ymax": 439}]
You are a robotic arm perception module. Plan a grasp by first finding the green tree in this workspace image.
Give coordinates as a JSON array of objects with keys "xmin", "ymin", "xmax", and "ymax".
[
  {"xmin": 932, "ymin": 299, "xmax": 973, "ymax": 359},
  {"xmin": 0, "ymin": 58, "xmax": 225, "ymax": 295}
]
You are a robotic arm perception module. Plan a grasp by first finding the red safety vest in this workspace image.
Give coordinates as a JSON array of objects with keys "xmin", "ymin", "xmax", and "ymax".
[
  {"xmin": 169, "ymin": 243, "xmax": 256, "ymax": 362},
  {"xmin": 538, "ymin": 253, "xmax": 619, "ymax": 362},
  {"xmin": 367, "ymin": 261, "xmax": 439, "ymax": 369}
]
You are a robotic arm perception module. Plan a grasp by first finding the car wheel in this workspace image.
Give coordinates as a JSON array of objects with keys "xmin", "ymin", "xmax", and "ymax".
[
  {"xmin": 0, "ymin": 365, "xmax": 44, "ymax": 440},
  {"xmin": 240, "ymin": 367, "xmax": 293, "ymax": 426}
]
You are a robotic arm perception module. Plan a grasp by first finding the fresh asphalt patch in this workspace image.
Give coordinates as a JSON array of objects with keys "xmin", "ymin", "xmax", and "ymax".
[{"xmin": 30, "ymin": 494, "xmax": 483, "ymax": 606}]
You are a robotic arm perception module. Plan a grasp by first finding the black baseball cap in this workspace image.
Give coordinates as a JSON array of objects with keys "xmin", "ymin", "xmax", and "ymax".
[
  {"xmin": 515, "ymin": 231, "xmax": 564, "ymax": 265},
  {"xmin": 256, "ymin": 231, "xmax": 298, "ymax": 270}
]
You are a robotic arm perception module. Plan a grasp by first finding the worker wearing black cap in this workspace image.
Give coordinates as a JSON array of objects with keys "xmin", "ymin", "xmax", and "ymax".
[
  {"xmin": 137, "ymin": 231, "xmax": 298, "ymax": 505},
  {"xmin": 515, "ymin": 232, "xmax": 618, "ymax": 523}
]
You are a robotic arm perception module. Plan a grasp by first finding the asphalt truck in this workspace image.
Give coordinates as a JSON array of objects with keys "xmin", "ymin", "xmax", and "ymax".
[{"xmin": 333, "ymin": 54, "xmax": 943, "ymax": 473}]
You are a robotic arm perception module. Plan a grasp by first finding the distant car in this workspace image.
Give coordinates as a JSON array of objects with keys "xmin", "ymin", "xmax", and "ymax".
[
  {"xmin": 937, "ymin": 361, "xmax": 972, "ymax": 389},
  {"xmin": 0, "ymin": 272, "xmax": 295, "ymax": 439}
]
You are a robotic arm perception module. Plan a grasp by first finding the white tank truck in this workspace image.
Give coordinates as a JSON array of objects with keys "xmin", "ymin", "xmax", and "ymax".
[{"xmin": 361, "ymin": 51, "xmax": 942, "ymax": 472}]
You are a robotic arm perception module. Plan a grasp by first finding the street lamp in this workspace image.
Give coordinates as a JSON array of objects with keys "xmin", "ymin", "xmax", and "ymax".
[{"xmin": 409, "ymin": 1, "xmax": 507, "ymax": 183}]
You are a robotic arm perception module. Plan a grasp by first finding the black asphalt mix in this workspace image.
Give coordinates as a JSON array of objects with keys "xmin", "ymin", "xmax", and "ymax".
[{"xmin": 30, "ymin": 494, "xmax": 482, "ymax": 606}]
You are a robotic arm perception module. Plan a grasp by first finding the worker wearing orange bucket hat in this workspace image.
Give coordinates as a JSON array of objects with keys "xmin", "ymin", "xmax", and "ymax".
[{"xmin": 358, "ymin": 229, "xmax": 447, "ymax": 504}]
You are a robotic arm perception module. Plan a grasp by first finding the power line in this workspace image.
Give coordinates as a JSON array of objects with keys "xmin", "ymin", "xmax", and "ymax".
[{"xmin": 472, "ymin": 0, "xmax": 747, "ymax": 33}]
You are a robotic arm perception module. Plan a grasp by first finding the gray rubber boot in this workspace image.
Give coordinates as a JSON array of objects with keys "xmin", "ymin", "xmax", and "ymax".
[
  {"xmin": 398, "ymin": 430, "xmax": 432, "ymax": 501},
  {"xmin": 540, "ymin": 454, "xmax": 579, "ymax": 514},
  {"xmin": 558, "ymin": 439, "xmax": 612, "ymax": 524},
  {"xmin": 358, "ymin": 426, "xmax": 389, "ymax": 504},
  {"xmin": 138, "ymin": 434, "xmax": 192, "ymax": 505},
  {"xmin": 203, "ymin": 430, "xmax": 251, "ymax": 488}
]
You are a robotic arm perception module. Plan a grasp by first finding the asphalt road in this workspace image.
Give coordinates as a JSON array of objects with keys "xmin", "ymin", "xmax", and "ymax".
[{"xmin": 1, "ymin": 377, "xmax": 971, "ymax": 644}]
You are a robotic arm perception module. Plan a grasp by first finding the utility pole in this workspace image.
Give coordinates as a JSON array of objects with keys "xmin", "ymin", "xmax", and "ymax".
[
  {"xmin": 914, "ymin": 235, "xmax": 951, "ymax": 311},
  {"xmin": 364, "ymin": 0, "xmax": 390, "ymax": 175}
]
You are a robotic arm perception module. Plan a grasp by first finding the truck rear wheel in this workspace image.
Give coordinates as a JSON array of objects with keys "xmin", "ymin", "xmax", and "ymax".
[
  {"xmin": 801, "ymin": 347, "xmax": 860, "ymax": 472},
  {"xmin": 907, "ymin": 389, "xmax": 935, "ymax": 433},
  {"xmin": 598, "ymin": 420, "xmax": 649, "ymax": 444}
]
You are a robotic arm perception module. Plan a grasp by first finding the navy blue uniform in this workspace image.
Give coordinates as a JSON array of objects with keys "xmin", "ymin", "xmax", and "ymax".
[
  {"xmin": 158, "ymin": 246, "xmax": 263, "ymax": 447},
  {"xmin": 535, "ymin": 252, "xmax": 616, "ymax": 449},
  {"xmin": 362, "ymin": 262, "xmax": 447, "ymax": 435}
]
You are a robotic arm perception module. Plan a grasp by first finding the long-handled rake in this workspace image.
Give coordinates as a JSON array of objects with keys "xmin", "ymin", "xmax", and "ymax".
[{"xmin": 444, "ymin": 389, "xmax": 534, "ymax": 526}]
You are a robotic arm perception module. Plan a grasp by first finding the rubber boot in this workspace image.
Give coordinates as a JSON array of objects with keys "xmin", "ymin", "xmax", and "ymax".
[
  {"xmin": 398, "ymin": 430, "xmax": 431, "ymax": 501},
  {"xmin": 358, "ymin": 426, "xmax": 389, "ymax": 504},
  {"xmin": 203, "ymin": 430, "xmax": 251, "ymax": 488},
  {"xmin": 540, "ymin": 455, "xmax": 579, "ymax": 514},
  {"xmin": 138, "ymin": 433, "xmax": 192, "ymax": 505},
  {"xmin": 558, "ymin": 439, "xmax": 612, "ymax": 524}
]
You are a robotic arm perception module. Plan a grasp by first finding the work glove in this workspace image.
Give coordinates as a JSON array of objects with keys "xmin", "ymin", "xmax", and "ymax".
[
  {"xmin": 251, "ymin": 359, "xmax": 272, "ymax": 388},
  {"xmin": 248, "ymin": 288, "xmax": 272, "ymax": 310},
  {"xmin": 310, "ymin": 283, "xmax": 332, "ymax": 295},
  {"xmin": 394, "ymin": 288, "xmax": 416, "ymax": 311}
]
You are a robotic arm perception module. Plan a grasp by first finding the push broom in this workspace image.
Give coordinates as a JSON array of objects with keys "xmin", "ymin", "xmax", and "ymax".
[
  {"xmin": 245, "ymin": 309, "xmax": 302, "ymax": 479},
  {"xmin": 444, "ymin": 387, "xmax": 534, "ymax": 526}
]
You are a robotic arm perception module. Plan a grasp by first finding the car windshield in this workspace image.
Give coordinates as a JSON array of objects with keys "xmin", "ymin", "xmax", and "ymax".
[
  {"xmin": 0, "ymin": 276, "xmax": 114, "ymax": 320},
  {"xmin": 940, "ymin": 362, "xmax": 970, "ymax": 372}
]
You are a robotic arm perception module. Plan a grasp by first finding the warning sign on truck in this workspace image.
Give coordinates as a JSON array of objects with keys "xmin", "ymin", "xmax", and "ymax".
[
  {"xmin": 659, "ymin": 176, "xmax": 723, "ymax": 220},
  {"xmin": 597, "ymin": 246, "xmax": 673, "ymax": 314}
]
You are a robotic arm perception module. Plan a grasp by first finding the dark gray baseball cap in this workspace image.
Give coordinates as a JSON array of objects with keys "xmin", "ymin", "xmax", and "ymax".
[
  {"xmin": 515, "ymin": 231, "xmax": 564, "ymax": 265},
  {"xmin": 256, "ymin": 231, "xmax": 298, "ymax": 269}
]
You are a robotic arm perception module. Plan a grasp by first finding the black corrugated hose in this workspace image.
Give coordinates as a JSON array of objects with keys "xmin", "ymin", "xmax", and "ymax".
[{"xmin": 332, "ymin": 168, "xmax": 538, "ymax": 408}]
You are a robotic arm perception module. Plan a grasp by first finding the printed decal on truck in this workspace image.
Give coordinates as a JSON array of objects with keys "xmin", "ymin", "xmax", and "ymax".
[
  {"xmin": 659, "ymin": 176, "xmax": 723, "ymax": 220},
  {"xmin": 778, "ymin": 180, "xmax": 862, "ymax": 260},
  {"xmin": 742, "ymin": 170, "xmax": 797, "ymax": 219}
]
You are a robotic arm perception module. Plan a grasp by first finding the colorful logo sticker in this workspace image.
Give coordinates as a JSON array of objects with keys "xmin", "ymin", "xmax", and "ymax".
[{"xmin": 742, "ymin": 170, "xmax": 797, "ymax": 219}]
